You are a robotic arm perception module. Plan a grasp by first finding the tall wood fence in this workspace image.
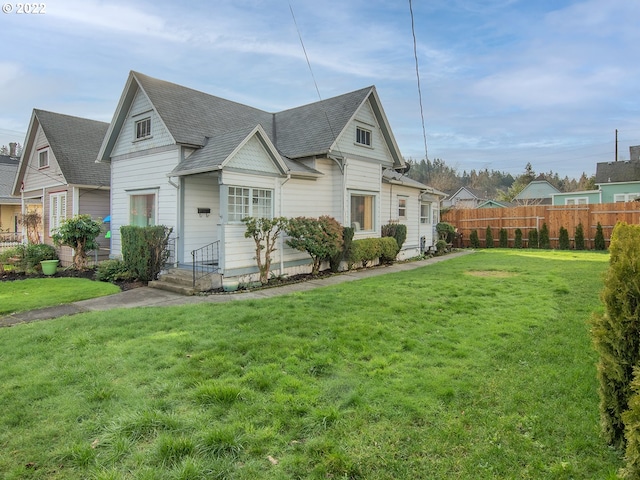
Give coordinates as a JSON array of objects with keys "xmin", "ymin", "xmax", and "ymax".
[{"xmin": 442, "ymin": 202, "xmax": 640, "ymax": 249}]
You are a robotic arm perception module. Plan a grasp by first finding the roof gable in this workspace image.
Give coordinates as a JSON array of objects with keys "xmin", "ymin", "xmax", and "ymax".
[
  {"xmin": 595, "ymin": 160, "xmax": 640, "ymax": 184},
  {"xmin": 514, "ymin": 180, "xmax": 560, "ymax": 200}
]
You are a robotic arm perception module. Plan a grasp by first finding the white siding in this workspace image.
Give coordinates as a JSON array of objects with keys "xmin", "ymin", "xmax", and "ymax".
[
  {"xmin": 282, "ymin": 159, "xmax": 341, "ymax": 220},
  {"xmin": 112, "ymin": 90, "xmax": 174, "ymax": 157},
  {"xmin": 110, "ymin": 148, "xmax": 180, "ymax": 257},
  {"xmin": 381, "ymin": 183, "xmax": 423, "ymax": 258},
  {"xmin": 182, "ymin": 174, "xmax": 220, "ymax": 260},
  {"xmin": 334, "ymin": 99, "xmax": 394, "ymax": 166},
  {"xmin": 345, "ymin": 158, "xmax": 381, "ymax": 191},
  {"xmin": 226, "ymin": 136, "xmax": 280, "ymax": 174},
  {"xmin": 23, "ymin": 126, "xmax": 67, "ymax": 193}
]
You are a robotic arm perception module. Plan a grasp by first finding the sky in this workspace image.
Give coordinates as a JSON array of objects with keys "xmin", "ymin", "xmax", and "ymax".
[{"xmin": 1, "ymin": 0, "xmax": 639, "ymax": 179}]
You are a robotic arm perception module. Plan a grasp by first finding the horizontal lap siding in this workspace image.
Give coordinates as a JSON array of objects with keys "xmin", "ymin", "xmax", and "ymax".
[
  {"xmin": 381, "ymin": 184, "xmax": 422, "ymax": 251},
  {"xmin": 24, "ymin": 127, "xmax": 66, "ymax": 191},
  {"xmin": 78, "ymin": 188, "xmax": 111, "ymax": 260},
  {"xmin": 183, "ymin": 175, "xmax": 220, "ymax": 260},
  {"xmin": 283, "ymin": 160, "xmax": 340, "ymax": 220},
  {"xmin": 110, "ymin": 148, "xmax": 180, "ymax": 257}
]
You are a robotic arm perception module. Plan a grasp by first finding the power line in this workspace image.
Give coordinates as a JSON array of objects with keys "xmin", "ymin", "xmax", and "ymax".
[{"xmin": 409, "ymin": 0, "xmax": 428, "ymax": 161}]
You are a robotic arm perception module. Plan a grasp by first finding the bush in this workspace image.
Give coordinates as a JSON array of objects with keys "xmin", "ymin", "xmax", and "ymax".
[
  {"xmin": 379, "ymin": 237, "xmax": 400, "ymax": 264},
  {"xmin": 528, "ymin": 229, "xmax": 538, "ymax": 249},
  {"xmin": 539, "ymin": 223, "xmax": 550, "ymax": 249},
  {"xmin": 24, "ymin": 243, "xmax": 58, "ymax": 269},
  {"xmin": 558, "ymin": 227, "xmax": 570, "ymax": 250},
  {"xmin": 469, "ymin": 230, "xmax": 480, "ymax": 248},
  {"xmin": 591, "ymin": 223, "xmax": 640, "ymax": 449},
  {"xmin": 331, "ymin": 227, "xmax": 354, "ymax": 273},
  {"xmin": 595, "ymin": 222, "xmax": 606, "ymax": 250},
  {"xmin": 349, "ymin": 237, "xmax": 398, "ymax": 267},
  {"xmin": 514, "ymin": 228, "xmax": 523, "ymax": 248},
  {"xmin": 381, "ymin": 223, "xmax": 407, "ymax": 251},
  {"xmin": 499, "ymin": 228, "xmax": 508, "ymax": 248},
  {"xmin": 121, "ymin": 225, "xmax": 172, "ymax": 282},
  {"xmin": 95, "ymin": 259, "xmax": 134, "ymax": 283},
  {"xmin": 575, "ymin": 223, "xmax": 585, "ymax": 250},
  {"xmin": 52, "ymin": 214, "xmax": 102, "ymax": 270},
  {"xmin": 435, "ymin": 239, "xmax": 448, "ymax": 255},
  {"xmin": 436, "ymin": 222, "xmax": 455, "ymax": 243},
  {"xmin": 485, "ymin": 226, "xmax": 494, "ymax": 248},
  {"xmin": 286, "ymin": 216, "xmax": 343, "ymax": 275}
]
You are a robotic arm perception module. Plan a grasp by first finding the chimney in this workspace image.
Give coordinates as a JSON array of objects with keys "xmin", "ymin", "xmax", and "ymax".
[
  {"xmin": 8, "ymin": 142, "xmax": 16, "ymax": 157},
  {"xmin": 631, "ymin": 146, "xmax": 640, "ymax": 162}
]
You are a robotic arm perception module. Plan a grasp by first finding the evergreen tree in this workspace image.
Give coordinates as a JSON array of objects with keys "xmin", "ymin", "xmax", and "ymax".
[
  {"xmin": 528, "ymin": 229, "xmax": 539, "ymax": 249},
  {"xmin": 595, "ymin": 222, "xmax": 606, "ymax": 250},
  {"xmin": 539, "ymin": 223, "xmax": 550, "ymax": 249},
  {"xmin": 499, "ymin": 228, "xmax": 508, "ymax": 248},
  {"xmin": 485, "ymin": 226, "xmax": 494, "ymax": 248},
  {"xmin": 575, "ymin": 223, "xmax": 585, "ymax": 250},
  {"xmin": 558, "ymin": 227, "xmax": 570, "ymax": 250},
  {"xmin": 514, "ymin": 228, "xmax": 523, "ymax": 248}
]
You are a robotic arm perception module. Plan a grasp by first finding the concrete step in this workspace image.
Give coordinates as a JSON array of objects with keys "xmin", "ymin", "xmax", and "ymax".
[
  {"xmin": 153, "ymin": 269, "xmax": 223, "ymax": 294},
  {"xmin": 148, "ymin": 280, "xmax": 195, "ymax": 296}
]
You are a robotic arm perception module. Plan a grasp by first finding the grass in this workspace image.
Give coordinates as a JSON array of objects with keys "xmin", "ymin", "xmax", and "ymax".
[
  {"xmin": 0, "ymin": 250, "xmax": 623, "ymax": 479},
  {"xmin": 0, "ymin": 277, "xmax": 121, "ymax": 315}
]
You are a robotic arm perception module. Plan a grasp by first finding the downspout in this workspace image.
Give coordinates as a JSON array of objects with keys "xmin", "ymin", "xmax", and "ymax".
[
  {"xmin": 20, "ymin": 187, "xmax": 25, "ymax": 244},
  {"xmin": 328, "ymin": 153, "xmax": 346, "ymax": 225},
  {"xmin": 279, "ymin": 173, "xmax": 291, "ymax": 275}
]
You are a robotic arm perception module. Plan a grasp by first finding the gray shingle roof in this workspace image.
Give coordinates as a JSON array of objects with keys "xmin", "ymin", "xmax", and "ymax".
[
  {"xmin": 595, "ymin": 160, "xmax": 640, "ymax": 183},
  {"xmin": 35, "ymin": 109, "xmax": 110, "ymax": 186},
  {"xmin": 0, "ymin": 155, "xmax": 20, "ymax": 203}
]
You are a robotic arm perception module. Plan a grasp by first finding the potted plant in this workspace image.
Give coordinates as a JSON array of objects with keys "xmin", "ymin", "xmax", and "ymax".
[{"xmin": 40, "ymin": 258, "xmax": 59, "ymax": 275}]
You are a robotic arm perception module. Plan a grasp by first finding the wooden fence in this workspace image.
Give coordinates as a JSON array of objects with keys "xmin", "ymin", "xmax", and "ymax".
[{"xmin": 441, "ymin": 202, "xmax": 640, "ymax": 249}]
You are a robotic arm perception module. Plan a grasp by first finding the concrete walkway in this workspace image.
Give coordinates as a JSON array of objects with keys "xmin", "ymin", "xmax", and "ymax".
[{"xmin": 0, "ymin": 250, "xmax": 474, "ymax": 327}]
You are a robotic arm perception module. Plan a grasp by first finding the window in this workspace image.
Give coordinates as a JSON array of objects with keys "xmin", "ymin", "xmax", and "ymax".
[
  {"xmin": 350, "ymin": 194, "xmax": 375, "ymax": 231},
  {"xmin": 420, "ymin": 203, "xmax": 431, "ymax": 224},
  {"xmin": 135, "ymin": 117, "xmax": 151, "ymax": 140},
  {"xmin": 565, "ymin": 197, "xmax": 588, "ymax": 205},
  {"xmin": 356, "ymin": 127, "xmax": 371, "ymax": 146},
  {"xmin": 38, "ymin": 149, "xmax": 49, "ymax": 168},
  {"xmin": 614, "ymin": 193, "xmax": 640, "ymax": 203},
  {"xmin": 130, "ymin": 193, "xmax": 156, "ymax": 226},
  {"xmin": 398, "ymin": 197, "xmax": 407, "ymax": 219},
  {"xmin": 228, "ymin": 186, "xmax": 273, "ymax": 222},
  {"xmin": 49, "ymin": 192, "xmax": 67, "ymax": 236}
]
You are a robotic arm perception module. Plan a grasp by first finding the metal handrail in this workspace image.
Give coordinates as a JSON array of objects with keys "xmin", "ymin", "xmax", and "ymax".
[{"xmin": 191, "ymin": 241, "xmax": 220, "ymax": 289}]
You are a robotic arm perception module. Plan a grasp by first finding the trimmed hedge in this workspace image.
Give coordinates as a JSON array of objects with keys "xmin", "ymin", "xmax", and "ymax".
[
  {"xmin": 382, "ymin": 223, "xmax": 407, "ymax": 251},
  {"xmin": 120, "ymin": 225, "xmax": 172, "ymax": 282},
  {"xmin": 349, "ymin": 237, "xmax": 399, "ymax": 267}
]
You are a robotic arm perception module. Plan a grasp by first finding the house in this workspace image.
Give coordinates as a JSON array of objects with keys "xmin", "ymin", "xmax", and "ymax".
[
  {"xmin": 551, "ymin": 146, "xmax": 640, "ymax": 205},
  {"xmin": 443, "ymin": 186, "xmax": 487, "ymax": 209},
  {"xmin": 12, "ymin": 109, "xmax": 111, "ymax": 265},
  {"xmin": 477, "ymin": 199, "xmax": 514, "ymax": 209},
  {"xmin": 97, "ymin": 71, "xmax": 444, "ymax": 283},
  {"xmin": 513, "ymin": 179, "xmax": 560, "ymax": 205}
]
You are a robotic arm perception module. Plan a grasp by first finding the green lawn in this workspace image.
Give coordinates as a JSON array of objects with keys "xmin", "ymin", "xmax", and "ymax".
[
  {"xmin": 0, "ymin": 250, "xmax": 623, "ymax": 479},
  {"xmin": 0, "ymin": 278, "xmax": 121, "ymax": 315}
]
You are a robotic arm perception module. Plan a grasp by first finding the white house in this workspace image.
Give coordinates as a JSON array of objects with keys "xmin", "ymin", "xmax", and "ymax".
[{"xmin": 97, "ymin": 71, "xmax": 443, "ymax": 285}]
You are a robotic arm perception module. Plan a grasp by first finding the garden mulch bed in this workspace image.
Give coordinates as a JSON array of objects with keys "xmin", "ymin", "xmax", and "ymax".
[{"xmin": 0, "ymin": 267, "xmax": 145, "ymax": 291}]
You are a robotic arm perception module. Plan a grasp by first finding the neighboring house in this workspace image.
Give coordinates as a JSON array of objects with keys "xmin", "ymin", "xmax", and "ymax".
[
  {"xmin": 97, "ymin": 71, "xmax": 444, "ymax": 281},
  {"xmin": 551, "ymin": 146, "xmax": 640, "ymax": 205},
  {"xmin": 477, "ymin": 199, "xmax": 514, "ymax": 209},
  {"xmin": 443, "ymin": 186, "xmax": 487, "ymax": 209},
  {"xmin": 12, "ymin": 109, "xmax": 111, "ymax": 265},
  {"xmin": 513, "ymin": 179, "xmax": 560, "ymax": 205}
]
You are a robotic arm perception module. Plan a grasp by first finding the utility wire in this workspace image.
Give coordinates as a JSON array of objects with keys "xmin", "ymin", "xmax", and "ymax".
[{"xmin": 409, "ymin": 0, "xmax": 429, "ymax": 162}]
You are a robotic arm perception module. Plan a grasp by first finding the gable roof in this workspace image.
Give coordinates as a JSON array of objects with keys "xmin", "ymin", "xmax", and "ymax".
[
  {"xmin": 595, "ymin": 160, "xmax": 640, "ymax": 184},
  {"xmin": 13, "ymin": 109, "xmax": 110, "ymax": 195},
  {"xmin": 514, "ymin": 179, "xmax": 560, "ymax": 200},
  {"xmin": 98, "ymin": 71, "xmax": 405, "ymax": 173},
  {"xmin": 382, "ymin": 169, "xmax": 445, "ymax": 196}
]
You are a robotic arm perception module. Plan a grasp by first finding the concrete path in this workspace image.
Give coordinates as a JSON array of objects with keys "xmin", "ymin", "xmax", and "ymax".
[{"xmin": 0, "ymin": 250, "xmax": 474, "ymax": 327}]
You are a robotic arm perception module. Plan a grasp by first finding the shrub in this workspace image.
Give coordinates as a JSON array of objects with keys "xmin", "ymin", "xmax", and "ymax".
[
  {"xmin": 24, "ymin": 243, "xmax": 58, "ymax": 269},
  {"xmin": 591, "ymin": 223, "xmax": 640, "ymax": 449},
  {"xmin": 622, "ymin": 371, "xmax": 640, "ymax": 478},
  {"xmin": 514, "ymin": 228, "xmax": 523, "ymax": 248},
  {"xmin": 52, "ymin": 214, "xmax": 102, "ymax": 270},
  {"xmin": 243, "ymin": 217, "xmax": 288, "ymax": 284},
  {"xmin": 436, "ymin": 222, "xmax": 455, "ymax": 243},
  {"xmin": 558, "ymin": 227, "xmax": 570, "ymax": 250},
  {"xmin": 286, "ymin": 216, "xmax": 343, "ymax": 275},
  {"xmin": 498, "ymin": 228, "xmax": 508, "ymax": 248},
  {"xmin": 95, "ymin": 259, "xmax": 134, "ymax": 283},
  {"xmin": 379, "ymin": 237, "xmax": 400, "ymax": 264},
  {"xmin": 469, "ymin": 230, "xmax": 480, "ymax": 248},
  {"xmin": 349, "ymin": 238, "xmax": 387, "ymax": 267},
  {"xmin": 528, "ymin": 229, "xmax": 538, "ymax": 249},
  {"xmin": 381, "ymin": 223, "xmax": 407, "ymax": 251},
  {"xmin": 595, "ymin": 222, "xmax": 606, "ymax": 250},
  {"xmin": 435, "ymin": 239, "xmax": 448, "ymax": 255},
  {"xmin": 539, "ymin": 223, "xmax": 550, "ymax": 249},
  {"xmin": 330, "ymin": 226, "xmax": 354, "ymax": 273},
  {"xmin": 121, "ymin": 225, "xmax": 173, "ymax": 282},
  {"xmin": 485, "ymin": 226, "xmax": 494, "ymax": 248},
  {"xmin": 575, "ymin": 223, "xmax": 585, "ymax": 250}
]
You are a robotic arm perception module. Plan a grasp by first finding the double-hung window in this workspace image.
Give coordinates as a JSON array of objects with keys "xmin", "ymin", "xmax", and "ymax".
[
  {"xmin": 420, "ymin": 203, "xmax": 431, "ymax": 224},
  {"xmin": 350, "ymin": 193, "xmax": 375, "ymax": 231},
  {"xmin": 129, "ymin": 192, "xmax": 156, "ymax": 226},
  {"xmin": 228, "ymin": 186, "xmax": 273, "ymax": 222},
  {"xmin": 49, "ymin": 192, "xmax": 67, "ymax": 236},
  {"xmin": 356, "ymin": 126, "xmax": 371, "ymax": 146},
  {"xmin": 135, "ymin": 117, "xmax": 151, "ymax": 140},
  {"xmin": 398, "ymin": 196, "xmax": 407, "ymax": 219},
  {"xmin": 38, "ymin": 148, "xmax": 49, "ymax": 168}
]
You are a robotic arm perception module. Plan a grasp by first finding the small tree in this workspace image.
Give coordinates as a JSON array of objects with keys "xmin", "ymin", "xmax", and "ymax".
[
  {"xmin": 485, "ymin": 226, "xmax": 494, "ymax": 248},
  {"xmin": 575, "ymin": 223, "xmax": 585, "ymax": 250},
  {"xmin": 595, "ymin": 222, "xmax": 606, "ymax": 250},
  {"xmin": 498, "ymin": 228, "xmax": 508, "ymax": 248},
  {"xmin": 469, "ymin": 230, "xmax": 480, "ymax": 248},
  {"xmin": 528, "ymin": 229, "xmax": 538, "ymax": 249},
  {"xmin": 539, "ymin": 223, "xmax": 550, "ymax": 249},
  {"xmin": 243, "ymin": 217, "xmax": 288, "ymax": 284},
  {"xmin": 436, "ymin": 222, "xmax": 455, "ymax": 243},
  {"xmin": 286, "ymin": 216, "xmax": 343, "ymax": 275},
  {"xmin": 514, "ymin": 228, "xmax": 523, "ymax": 248},
  {"xmin": 558, "ymin": 227, "xmax": 570, "ymax": 250},
  {"xmin": 20, "ymin": 210, "xmax": 41, "ymax": 244},
  {"xmin": 52, "ymin": 214, "xmax": 102, "ymax": 270}
]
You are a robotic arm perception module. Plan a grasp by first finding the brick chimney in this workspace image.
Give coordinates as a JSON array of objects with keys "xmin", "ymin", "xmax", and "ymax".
[
  {"xmin": 630, "ymin": 145, "xmax": 640, "ymax": 162},
  {"xmin": 8, "ymin": 142, "xmax": 16, "ymax": 157}
]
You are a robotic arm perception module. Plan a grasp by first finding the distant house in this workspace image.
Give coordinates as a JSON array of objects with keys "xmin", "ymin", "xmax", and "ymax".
[
  {"xmin": 97, "ymin": 71, "xmax": 444, "ymax": 282},
  {"xmin": 551, "ymin": 146, "xmax": 640, "ymax": 205},
  {"xmin": 513, "ymin": 179, "xmax": 560, "ymax": 205},
  {"xmin": 443, "ymin": 186, "xmax": 487, "ymax": 209},
  {"xmin": 12, "ymin": 109, "xmax": 110, "ymax": 265},
  {"xmin": 477, "ymin": 199, "xmax": 514, "ymax": 209}
]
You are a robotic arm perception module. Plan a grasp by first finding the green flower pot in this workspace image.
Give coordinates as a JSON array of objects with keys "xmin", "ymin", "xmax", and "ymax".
[{"xmin": 40, "ymin": 259, "xmax": 59, "ymax": 275}]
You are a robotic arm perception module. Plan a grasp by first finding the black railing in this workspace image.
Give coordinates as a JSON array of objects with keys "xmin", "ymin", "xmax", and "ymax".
[
  {"xmin": 166, "ymin": 235, "xmax": 177, "ymax": 268},
  {"xmin": 191, "ymin": 241, "xmax": 220, "ymax": 289}
]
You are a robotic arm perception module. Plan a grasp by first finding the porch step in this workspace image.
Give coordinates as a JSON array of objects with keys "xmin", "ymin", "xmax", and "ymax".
[{"xmin": 148, "ymin": 268, "xmax": 222, "ymax": 295}]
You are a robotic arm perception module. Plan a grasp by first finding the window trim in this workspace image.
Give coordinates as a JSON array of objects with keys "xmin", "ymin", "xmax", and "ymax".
[
  {"xmin": 355, "ymin": 126, "xmax": 372, "ymax": 147},
  {"xmin": 350, "ymin": 192, "xmax": 376, "ymax": 232},
  {"xmin": 398, "ymin": 196, "xmax": 408, "ymax": 220},
  {"xmin": 420, "ymin": 202, "xmax": 431, "ymax": 224},
  {"xmin": 614, "ymin": 193, "xmax": 640, "ymax": 203},
  {"xmin": 49, "ymin": 191, "xmax": 67, "ymax": 236},
  {"xmin": 128, "ymin": 189, "xmax": 158, "ymax": 227},
  {"xmin": 565, "ymin": 197, "xmax": 589, "ymax": 205},
  {"xmin": 227, "ymin": 186, "xmax": 274, "ymax": 222},
  {"xmin": 134, "ymin": 117, "xmax": 152, "ymax": 141},
  {"xmin": 38, "ymin": 148, "xmax": 49, "ymax": 169}
]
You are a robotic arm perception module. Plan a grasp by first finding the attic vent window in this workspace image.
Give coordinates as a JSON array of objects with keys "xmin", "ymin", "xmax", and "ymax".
[
  {"xmin": 356, "ymin": 127, "xmax": 371, "ymax": 147},
  {"xmin": 38, "ymin": 149, "xmax": 49, "ymax": 168},
  {"xmin": 135, "ymin": 117, "xmax": 151, "ymax": 140}
]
